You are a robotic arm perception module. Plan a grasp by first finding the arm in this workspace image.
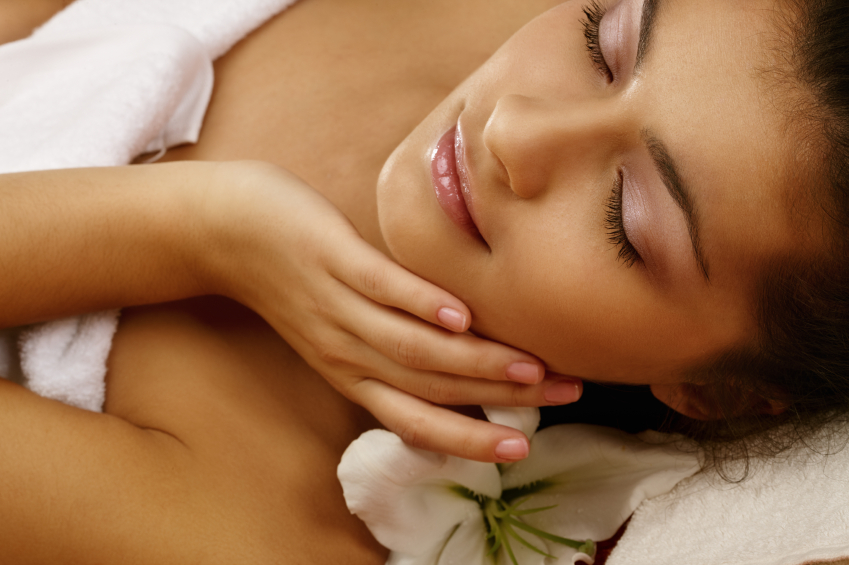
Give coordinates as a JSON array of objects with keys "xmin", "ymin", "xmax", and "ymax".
[
  {"xmin": 0, "ymin": 301, "xmax": 387, "ymax": 564},
  {"xmin": 0, "ymin": 161, "xmax": 577, "ymax": 461},
  {"xmin": 0, "ymin": 0, "xmax": 73, "ymax": 45},
  {"xmin": 0, "ymin": 162, "xmax": 214, "ymax": 328}
]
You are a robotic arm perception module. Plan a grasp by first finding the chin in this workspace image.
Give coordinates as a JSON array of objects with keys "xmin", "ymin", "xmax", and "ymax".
[{"xmin": 376, "ymin": 136, "xmax": 423, "ymax": 265}]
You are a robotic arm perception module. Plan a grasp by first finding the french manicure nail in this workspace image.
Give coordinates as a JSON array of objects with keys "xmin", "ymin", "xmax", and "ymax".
[
  {"xmin": 544, "ymin": 381, "xmax": 581, "ymax": 404},
  {"xmin": 495, "ymin": 438, "xmax": 529, "ymax": 461},
  {"xmin": 437, "ymin": 307, "xmax": 466, "ymax": 332},
  {"xmin": 505, "ymin": 362, "xmax": 543, "ymax": 384}
]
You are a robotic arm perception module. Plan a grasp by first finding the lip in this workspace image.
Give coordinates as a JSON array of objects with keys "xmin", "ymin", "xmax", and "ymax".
[{"xmin": 431, "ymin": 125, "xmax": 486, "ymax": 244}]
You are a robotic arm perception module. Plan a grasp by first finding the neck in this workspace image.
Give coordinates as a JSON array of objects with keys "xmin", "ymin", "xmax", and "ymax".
[{"xmin": 163, "ymin": 0, "xmax": 564, "ymax": 254}]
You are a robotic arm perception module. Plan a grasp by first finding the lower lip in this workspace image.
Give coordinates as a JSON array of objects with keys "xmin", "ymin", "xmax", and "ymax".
[{"xmin": 431, "ymin": 126, "xmax": 482, "ymax": 241}]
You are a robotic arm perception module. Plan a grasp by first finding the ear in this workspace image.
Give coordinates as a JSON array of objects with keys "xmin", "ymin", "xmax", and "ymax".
[
  {"xmin": 650, "ymin": 383, "xmax": 787, "ymax": 421},
  {"xmin": 650, "ymin": 383, "xmax": 717, "ymax": 420},
  {"xmin": 750, "ymin": 395, "xmax": 787, "ymax": 416}
]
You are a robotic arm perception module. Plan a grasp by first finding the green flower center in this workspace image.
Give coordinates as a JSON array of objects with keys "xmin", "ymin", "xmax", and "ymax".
[{"xmin": 450, "ymin": 483, "xmax": 596, "ymax": 565}]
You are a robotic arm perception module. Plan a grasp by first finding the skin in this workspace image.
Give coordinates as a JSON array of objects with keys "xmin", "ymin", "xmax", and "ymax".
[
  {"xmin": 0, "ymin": 0, "xmax": 822, "ymax": 561},
  {"xmin": 0, "ymin": 0, "xmax": 71, "ymax": 43},
  {"xmin": 378, "ymin": 0, "xmax": 806, "ymax": 410}
]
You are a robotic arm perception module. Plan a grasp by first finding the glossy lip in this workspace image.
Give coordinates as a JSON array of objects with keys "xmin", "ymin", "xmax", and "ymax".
[
  {"xmin": 454, "ymin": 122, "xmax": 489, "ymax": 246},
  {"xmin": 431, "ymin": 125, "xmax": 487, "ymax": 244}
]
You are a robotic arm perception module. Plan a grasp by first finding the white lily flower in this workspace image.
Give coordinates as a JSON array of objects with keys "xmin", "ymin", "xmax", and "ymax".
[{"xmin": 338, "ymin": 407, "xmax": 699, "ymax": 565}]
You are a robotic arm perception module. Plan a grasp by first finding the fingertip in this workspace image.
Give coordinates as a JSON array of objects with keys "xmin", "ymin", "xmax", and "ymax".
[
  {"xmin": 494, "ymin": 436, "xmax": 530, "ymax": 462},
  {"xmin": 543, "ymin": 376, "xmax": 583, "ymax": 405},
  {"xmin": 437, "ymin": 307, "xmax": 468, "ymax": 332},
  {"xmin": 505, "ymin": 362, "xmax": 544, "ymax": 384}
]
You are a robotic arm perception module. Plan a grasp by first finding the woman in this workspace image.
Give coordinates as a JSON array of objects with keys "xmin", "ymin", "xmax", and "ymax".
[{"xmin": 1, "ymin": 0, "xmax": 847, "ymax": 562}]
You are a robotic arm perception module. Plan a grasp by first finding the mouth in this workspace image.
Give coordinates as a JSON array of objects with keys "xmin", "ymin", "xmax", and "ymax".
[{"xmin": 431, "ymin": 125, "xmax": 487, "ymax": 245}]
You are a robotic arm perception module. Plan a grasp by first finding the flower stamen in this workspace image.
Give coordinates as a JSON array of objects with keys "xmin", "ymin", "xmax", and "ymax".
[{"xmin": 448, "ymin": 488, "xmax": 594, "ymax": 565}]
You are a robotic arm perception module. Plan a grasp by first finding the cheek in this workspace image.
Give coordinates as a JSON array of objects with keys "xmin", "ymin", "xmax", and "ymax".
[
  {"xmin": 465, "ymin": 212, "xmax": 641, "ymax": 376},
  {"xmin": 468, "ymin": 217, "xmax": 729, "ymax": 380}
]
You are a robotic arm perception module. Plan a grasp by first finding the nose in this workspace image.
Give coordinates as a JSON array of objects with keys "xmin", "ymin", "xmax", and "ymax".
[{"xmin": 482, "ymin": 94, "xmax": 621, "ymax": 199}]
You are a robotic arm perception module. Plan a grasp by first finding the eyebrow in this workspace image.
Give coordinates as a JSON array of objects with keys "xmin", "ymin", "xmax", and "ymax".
[
  {"xmin": 632, "ymin": 0, "xmax": 710, "ymax": 281},
  {"xmin": 635, "ymin": 0, "xmax": 660, "ymax": 72},
  {"xmin": 644, "ymin": 133, "xmax": 711, "ymax": 281}
]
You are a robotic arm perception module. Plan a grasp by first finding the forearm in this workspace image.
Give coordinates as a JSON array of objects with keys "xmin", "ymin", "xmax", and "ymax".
[
  {"xmin": 0, "ymin": 0, "xmax": 73, "ymax": 45},
  {"xmin": 0, "ymin": 162, "xmax": 219, "ymax": 328}
]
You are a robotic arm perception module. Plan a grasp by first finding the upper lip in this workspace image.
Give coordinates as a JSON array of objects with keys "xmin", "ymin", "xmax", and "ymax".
[{"xmin": 454, "ymin": 118, "xmax": 489, "ymax": 247}]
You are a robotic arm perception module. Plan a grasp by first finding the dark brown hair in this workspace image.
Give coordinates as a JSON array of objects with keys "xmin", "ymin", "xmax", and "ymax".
[{"xmin": 669, "ymin": 0, "xmax": 849, "ymax": 478}]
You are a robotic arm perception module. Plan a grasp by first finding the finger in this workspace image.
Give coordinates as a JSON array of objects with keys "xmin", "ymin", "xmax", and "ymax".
[
  {"xmin": 327, "ymin": 337, "xmax": 582, "ymax": 407},
  {"xmin": 327, "ymin": 237, "xmax": 472, "ymax": 333},
  {"xmin": 350, "ymin": 379, "xmax": 532, "ymax": 462},
  {"xmin": 336, "ymin": 288, "xmax": 546, "ymax": 384}
]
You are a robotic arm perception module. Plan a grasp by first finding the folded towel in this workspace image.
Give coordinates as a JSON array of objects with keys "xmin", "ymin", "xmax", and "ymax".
[
  {"xmin": 0, "ymin": 0, "xmax": 298, "ymax": 410},
  {"xmin": 34, "ymin": 0, "xmax": 298, "ymax": 60},
  {"xmin": 608, "ymin": 433, "xmax": 849, "ymax": 565},
  {"xmin": 0, "ymin": 24, "xmax": 212, "ymax": 173}
]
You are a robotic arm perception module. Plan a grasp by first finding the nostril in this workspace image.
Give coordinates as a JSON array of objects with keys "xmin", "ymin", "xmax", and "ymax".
[
  {"xmin": 491, "ymin": 147, "xmax": 512, "ymax": 189},
  {"xmin": 483, "ymin": 94, "xmax": 558, "ymax": 200}
]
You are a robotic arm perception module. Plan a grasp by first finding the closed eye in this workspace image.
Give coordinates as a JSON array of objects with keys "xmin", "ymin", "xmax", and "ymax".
[
  {"xmin": 582, "ymin": 1, "xmax": 613, "ymax": 82},
  {"xmin": 604, "ymin": 171, "xmax": 642, "ymax": 267}
]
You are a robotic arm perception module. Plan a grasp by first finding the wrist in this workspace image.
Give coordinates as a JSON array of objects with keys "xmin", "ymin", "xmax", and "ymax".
[{"xmin": 190, "ymin": 160, "xmax": 284, "ymax": 309}]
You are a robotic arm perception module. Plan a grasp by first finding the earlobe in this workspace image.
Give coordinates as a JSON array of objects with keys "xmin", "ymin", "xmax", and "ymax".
[
  {"xmin": 650, "ymin": 383, "xmax": 717, "ymax": 421},
  {"xmin": 754, "ymin": 396, "xmax": 787, "ymax": 416},
  {"xmin": 650, "ymin": 383, "xmax": 788, "ymax": 420}
]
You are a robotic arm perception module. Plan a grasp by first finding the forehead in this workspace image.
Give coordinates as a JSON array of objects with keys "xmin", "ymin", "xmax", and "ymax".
[{"xmin": 638, "ymin": 0, "xmax": 805, "ymax": 293}]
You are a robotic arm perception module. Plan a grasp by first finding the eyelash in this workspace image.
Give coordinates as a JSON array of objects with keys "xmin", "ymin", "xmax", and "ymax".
[
  {"xmin": 604, "ymin": 173, "xmax": 642, "ymax": 267},
  {"xmin": 583, "ymin": 3, "xmax": 637, "ymax": 266},
  {"xmin": 581, "ymin": 1, "xmax": 613, "ymax": 82}
]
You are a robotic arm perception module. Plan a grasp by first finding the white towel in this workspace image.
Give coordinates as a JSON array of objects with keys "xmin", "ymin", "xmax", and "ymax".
[
  {"xmin": 609, "ymin": 432, "xmax": 849, "ymax": 565},
  {"xmin": 0, "ymin": 0, "xmax": 299, "ymax": 410}
]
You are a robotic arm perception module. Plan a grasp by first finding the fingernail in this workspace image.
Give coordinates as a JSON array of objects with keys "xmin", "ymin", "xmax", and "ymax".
[
  {"xmin": 437, "ymin": 307, "xmax": 466, "ymax": 332},
  {"xmin": 545, "ymin": 380, "xmax": 582, "ymax": 404},
  {"xmin": 495, "ymin": 438, "xmax": 529, "ymax": 461},
  {"xmin": 505, "ymin": 362, "xmax": 543, "ymax": 384}
]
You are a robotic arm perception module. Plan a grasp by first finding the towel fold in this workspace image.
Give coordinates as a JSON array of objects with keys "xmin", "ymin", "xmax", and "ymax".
[
  {"xmin": 0, "ymin": 24, "xmax": 212, "ymax": 173},
  {"xmin": 0, "ymin": 0, "xmax": 298, "ymax": 410},
  {"xmin": 35, "ymin": 0, "xmax": 300, "ymax": 60},
  {"xmin": 608, "ymin": 434, "xmax": 849, "ymax": 565}
]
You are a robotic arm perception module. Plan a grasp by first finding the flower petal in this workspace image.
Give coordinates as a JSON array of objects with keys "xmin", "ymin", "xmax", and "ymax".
[
  {"xmin": 572, "ymin": 551, "xmax": 595, "ymax": 565},
  {"xmin": 387, "ymin": 518, "xmax": 490, "ymax": 565},
  {"xmin": 499, "ymin": 424, "xmax": 699, "ymax": 542},
  {"xmin": 438, "ymin": 517, "xmax": 492, "ymax": 565},
  {"xmin": 482, "ymin": 406, "xmax": 541, "ymax": 439},
  {"xmin": 338, "ymin": 429, "xmax": 502, "ymax": 555}
]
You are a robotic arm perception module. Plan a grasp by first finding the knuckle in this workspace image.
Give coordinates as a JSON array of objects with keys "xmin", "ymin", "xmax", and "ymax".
[
  {"xmin": 508, "ymin": 384, "xmax": 528, "ymax": 407},
  {"xmin": 359, "ymin": 265, "xmax": 392, "ymax": 300},
  {"xmin": 404, "ymin": 284, "xmax": 428, "ymax": 310},
  {"xmin": 457, "ymin": 434, "xmax": 480, "ymax": 459},
  {"xmin": 422, "ymin": 378, "xmax": 457, "ymax": 405},
  {"xmin": 394, "ymin": 416, "xmax": 429, "ymax": 450},
  {"xmin": 312, "ymin": 336, "xmax": 348, "ymax": 367},
  {"xmin": 471, "ymin": 352, "xmax": 490, "ymax": 379},
  {"xmin": 392, "ymin": 332, "xmax": 429, "ymax": 368},
  {"xmin": 336, "ymin": 375, "xmax": 366, "ymax": 401},
  {"xmin": 305, "ymin": 295, "xmax": 333, "ymax": 319}
]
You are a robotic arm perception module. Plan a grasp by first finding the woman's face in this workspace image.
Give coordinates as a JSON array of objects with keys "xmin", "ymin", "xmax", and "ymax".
[{"xmin": 377, "ymin": 0, "xmax": 806, "ymax": 407}]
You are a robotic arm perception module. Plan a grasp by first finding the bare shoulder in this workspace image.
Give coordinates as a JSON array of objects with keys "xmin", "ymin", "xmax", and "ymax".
[{"xmin": 0, "ymin": 0, "xmax": 73, "ymax": 45}]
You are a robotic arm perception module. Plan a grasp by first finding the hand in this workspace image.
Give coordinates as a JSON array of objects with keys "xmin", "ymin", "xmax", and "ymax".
[{"xmin": 205, "ymin": 162, "xmax": 583, "ymax": 462}]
